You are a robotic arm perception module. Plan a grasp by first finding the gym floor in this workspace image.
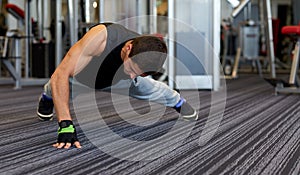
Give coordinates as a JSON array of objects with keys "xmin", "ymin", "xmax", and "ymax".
[{"xmin": 1, "ymin": 73, "xmax": 300, "ymax": 175}]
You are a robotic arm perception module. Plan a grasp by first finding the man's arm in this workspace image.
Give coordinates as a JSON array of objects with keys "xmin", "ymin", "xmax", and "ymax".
[{"xmin": 51, "ymin": 24, "xmax": 107, "ymax": 149}]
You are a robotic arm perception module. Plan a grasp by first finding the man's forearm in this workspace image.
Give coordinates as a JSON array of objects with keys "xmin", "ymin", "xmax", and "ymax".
[{"xmin": 50, "ymin": 74, "xmax": 72, "ymax": 122}]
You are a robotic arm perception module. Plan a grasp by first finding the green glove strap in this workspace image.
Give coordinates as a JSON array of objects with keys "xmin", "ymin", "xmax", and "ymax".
[{"xmin": 58, "ymin": 125, "xmax": 75, "ymax": 134}]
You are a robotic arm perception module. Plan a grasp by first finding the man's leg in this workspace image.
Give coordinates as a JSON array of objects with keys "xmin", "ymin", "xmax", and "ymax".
[
  {"xmin": 103, "ymin": 77, "xmax": 179, "ymax": 106},
  {"xmin": 128, "ymin": 76, "xmax": 198, "ymax": 120},
  {"xmin": 43, "ymin": 80, "xmax": 52, "ymax": 98},
  {"xmin": 37, "ymin": 80, "xmax": 54, "ymax": 120},
  {"xmin": 37, "ymin": 78, "xmax": 86, "ymax": 121},
  {"xmin": 129, "ymin": 76, "xmax": 180, "ymax": 107}
]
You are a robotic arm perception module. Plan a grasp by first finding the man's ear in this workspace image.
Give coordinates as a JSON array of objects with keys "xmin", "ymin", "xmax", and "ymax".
[{"xmin": 126, "ymin": 43, "xmax": 133, "ymax": 54}]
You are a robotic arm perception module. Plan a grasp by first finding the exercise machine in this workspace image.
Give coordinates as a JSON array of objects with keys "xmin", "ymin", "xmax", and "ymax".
[
  {"xmin": 224, "ymin": 0, "xmax": 262, "ymax": 79},
  {"xmin": 0, "ymin": 2, "xmax": 48, "ymax": 89},
  {"xmin": 223, "ymin": 0, "xmax": 276, "ymax": 79},
  {"xmin": 0, "ymin": 4, "xmax": 25, "ymax": 89},
  {"xmin": 265, "ymin": 24, "xmax": 300, "ymax": 94}
]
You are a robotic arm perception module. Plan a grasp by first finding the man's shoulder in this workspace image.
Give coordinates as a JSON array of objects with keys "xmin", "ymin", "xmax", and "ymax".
[
  {"xmin": 89, "ymin": 22, "xmax": 121, "ymax": 29},
  {"xmin": 89, "ymin": 23, "xmax": 110, "ymax": 30}
]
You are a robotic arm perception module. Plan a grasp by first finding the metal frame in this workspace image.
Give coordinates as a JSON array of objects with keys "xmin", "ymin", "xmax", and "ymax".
[
  {"xmin": 168, "ymin": 0, "xmax": 175, "ymax": 89},
  {"xmin": 275, "ymin": 39, "xmax": 300, "ymax": 94},
  {"xmin": 0, "ymin": 29, "xmax": 49, "ymax": 89},
  {"xmin": 0, "ymin": 1, "xmax": 49, "ymax": 89},
  {"xmin": 68, "ymin": 0, "xmax": 78, "ymax": 46},
  {"xmin": 225, "ymin": 0, "xmax": 276, "ymax": 79},
  {"xmin": 0, "ymin": 32, "xmax": 22, "ymax": 89},
  {"xmin": 55, "ymin": 0, "xmax": 62, "ymax": 67},
  {"xmin": 225, "ymin": 23, "xmax": 263, "ymax": 79},
  {"xmin": 213, "ymin": 0, "xmax": 221, "ymax": 90},
  {"xmin": 263, "ymin": 0, "xmax": 276, "ymax": 78},
  {"xmin": 25, "ymin": 0, "xmax": 31, "ymax": 78}
]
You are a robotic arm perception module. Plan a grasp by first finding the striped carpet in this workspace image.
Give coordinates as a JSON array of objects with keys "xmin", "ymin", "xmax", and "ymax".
[{"xmin": 0, "ymin": 74, "xmax": 300, "ymax": 175}]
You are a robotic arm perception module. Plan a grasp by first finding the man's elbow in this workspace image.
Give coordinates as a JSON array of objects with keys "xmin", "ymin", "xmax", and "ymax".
[{"xmin": 50, "ymin": 70, "xmax": 69, "ymax": 87}]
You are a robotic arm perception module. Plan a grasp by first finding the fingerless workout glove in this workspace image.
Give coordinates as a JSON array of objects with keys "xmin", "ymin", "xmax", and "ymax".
[{"xmin": 57, "ymin": 120, "xmax": 79, "ymax": 144}]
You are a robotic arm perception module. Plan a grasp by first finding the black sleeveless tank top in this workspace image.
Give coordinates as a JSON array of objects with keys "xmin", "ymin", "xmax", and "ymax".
[{"xmin": 75, "ymin": 23, "xmax": 139, "ymax": 89}]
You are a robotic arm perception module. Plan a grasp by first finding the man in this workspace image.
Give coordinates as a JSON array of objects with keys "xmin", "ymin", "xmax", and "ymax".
[{"xmin": 37, "ymin": 23, "xmax": 198, "ymax": 149}]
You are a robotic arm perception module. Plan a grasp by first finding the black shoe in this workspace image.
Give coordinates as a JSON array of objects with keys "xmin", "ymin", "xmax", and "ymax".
[
  {"xmin": 174, "ymin": 98, "xmax": 199, "ymax": 121},
  {"xmin": 37, "ymin": 93, "xmax": 54, "ymax": 121}
]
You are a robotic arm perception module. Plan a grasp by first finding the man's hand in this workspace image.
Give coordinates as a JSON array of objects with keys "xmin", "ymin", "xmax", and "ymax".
[{"xmin": 53, "ymin": 120, "xmax": 82, "ymax": 149}]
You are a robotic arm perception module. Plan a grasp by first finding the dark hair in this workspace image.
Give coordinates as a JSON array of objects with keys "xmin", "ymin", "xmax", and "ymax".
[{"xmin": 129, "ymin": 35, "xmax": 167, "ymax": 74}]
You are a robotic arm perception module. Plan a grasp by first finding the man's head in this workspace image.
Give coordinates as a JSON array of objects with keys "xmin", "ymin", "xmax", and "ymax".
[
  {"xmin": 130, "ymin": 35, "xmax": 167, "ymax": 74},
  {"xmin": 121, "ymin": 35, "xmax": 167, "ymax": 78}
]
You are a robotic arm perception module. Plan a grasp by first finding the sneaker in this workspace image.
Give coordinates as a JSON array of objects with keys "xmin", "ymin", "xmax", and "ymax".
[
  {"xmin": 174, "ymin": 98, "xmax": 199, "ymax": 121},
  {"xmin": 37, "ymin": 93, "xmax": 54, "ymax": 121}
]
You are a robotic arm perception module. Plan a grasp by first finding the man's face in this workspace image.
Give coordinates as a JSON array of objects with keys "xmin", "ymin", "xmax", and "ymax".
[
  {"xmin": 123, "ymin": 58, "xmax": 144, "ymax": 79},
  {"xmin": 121, "ymin": 41, "xmax": 144, "ymax": 79}
]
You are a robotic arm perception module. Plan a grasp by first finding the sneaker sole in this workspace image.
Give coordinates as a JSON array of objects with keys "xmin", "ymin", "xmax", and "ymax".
[
  {"xmin": 37, "ymin": 111, "xmax": 53, "ymax": 121},
  {"xmin": 181, "ymin": 111, "xmax": 199, "ymax": 121}
]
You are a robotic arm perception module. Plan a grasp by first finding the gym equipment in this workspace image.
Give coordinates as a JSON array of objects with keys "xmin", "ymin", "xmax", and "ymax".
[
  {"xmin": 224, "ymin": 0, "xmax": 262, "ymax": 79},
  {"xmin": 263, "ymin": 0, "xmax": 276, "ymax": 78},
  {"xmin": 5, "ymin": 4, "xmax": 25, "ymax": 26},
  {"xmin": 231, "ymin": 0, "xmax": 251, "ymax": 18},
  {"xmin": 0, "ymin": 4, "xmax": 24, "ymax": 89},
  {"xmin": 0, "ymin": 2, "xmax": 48, "ymax": 89},
  {"xmin": 220, "ymin": 18, "xmax": 238, "ymax": 76},
  {"xmin": 224, "ymin": 0, "xmax": 276, "ymax": 80},
  {"xmin": 0, "ymin": 30, "xmax": 22, "ymax": 89},
  {"xmin": 265, "ymin": 24, "xmax": 300, "ymax": 94},
  {"xmin": 227, "ymin": 0, "xmax": 240, "ymax": 8},
  {"xmin": 231, "ymin": 21, "xmax": 262, "ymax": 79}
]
